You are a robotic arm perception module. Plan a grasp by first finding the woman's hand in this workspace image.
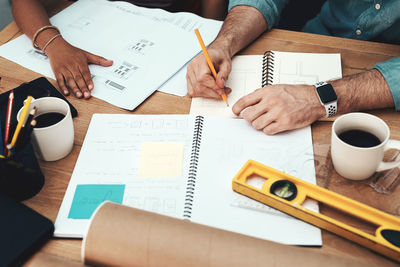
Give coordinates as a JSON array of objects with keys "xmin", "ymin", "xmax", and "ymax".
[{"xmin": 45, "ymin": 37, "xmax": 113, "ymax": 99}]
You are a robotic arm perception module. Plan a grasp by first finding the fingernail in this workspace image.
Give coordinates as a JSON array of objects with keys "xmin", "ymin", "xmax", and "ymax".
[
  {"xmin": 76, "ymin": 92, "xmax": 82, "ymax": 97},
  {"xmin": 63, "ymin": 90, "xmax": 69, "ymax": 95},
  {"xmin": 84, "ymin": 92, "xmax": 90, "ymax": 98},
  {"xmin": 88, "ymin": 84, "xmax": 93, "ymax": 90}
]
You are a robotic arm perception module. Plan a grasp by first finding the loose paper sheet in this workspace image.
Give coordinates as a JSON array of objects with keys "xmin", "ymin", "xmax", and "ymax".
[{"xmin": 0, "ymin": 0, "xmax": 222, "ymax": 109}]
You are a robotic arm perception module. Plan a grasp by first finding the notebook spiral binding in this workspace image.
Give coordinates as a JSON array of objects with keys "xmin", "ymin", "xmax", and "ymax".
[
  {"xmin": 183, "ymin": 115, "xmax": 204, "ymax": 219},
  {"xmin": 262, "ymin": 51, "xmax": 275, "ymax": 87}
]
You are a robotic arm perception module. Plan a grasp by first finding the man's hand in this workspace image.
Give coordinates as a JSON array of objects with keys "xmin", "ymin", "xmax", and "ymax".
[
  {"xmin": 186, "ymin": 44, "xmax": 232, "ymax": 99},
  {"xmin": 232, "ymin": 84, "xmax": 326, "ymax": 135},
  {"xmin": 45, "ymin": 37, "xmax": 113, "ymax": 99},
  {"xmin": 186, "ymin": 5, "xmax": 268, "ymax": 100}
]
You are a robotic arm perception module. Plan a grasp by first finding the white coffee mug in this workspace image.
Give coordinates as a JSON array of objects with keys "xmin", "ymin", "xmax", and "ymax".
[
  {"xmin": 331, "ymin": 112, "xmax": 400, "ymax": 180},
  {"xmin": 17, "ymin": 97, "xmax": 74, "ymax": 161}
]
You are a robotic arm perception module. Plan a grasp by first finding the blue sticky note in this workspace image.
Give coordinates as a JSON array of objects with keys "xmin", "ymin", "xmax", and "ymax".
[{"xmin": 68, "ymin": 184, "xmax": 125, "ymax": 219}]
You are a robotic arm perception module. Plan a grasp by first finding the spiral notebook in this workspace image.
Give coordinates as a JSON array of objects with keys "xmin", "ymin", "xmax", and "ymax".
[
  {"xmin": 55, "ymin": 114, "xmax": 321, "ymax": 245},
  {"xmin": 190, "ymin": 51, "xmax": 342, "ymax": 117}
]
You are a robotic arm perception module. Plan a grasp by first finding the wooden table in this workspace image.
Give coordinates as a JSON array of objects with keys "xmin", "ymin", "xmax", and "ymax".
[{"xmin": 1, "ymin": 5, "xmax": 400, "ymax": 266}]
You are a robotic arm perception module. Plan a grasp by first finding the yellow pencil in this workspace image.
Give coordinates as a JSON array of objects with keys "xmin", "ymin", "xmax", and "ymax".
[
  {"xmin": 8, "ymin": 96, "xmax": 33, "ymax": 157},
  {"xmin": 194, "ymin": 28, "xmax": 229, "ymax": 107}
]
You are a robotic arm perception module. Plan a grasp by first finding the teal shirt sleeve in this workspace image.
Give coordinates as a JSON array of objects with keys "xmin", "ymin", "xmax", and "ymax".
[
  {"xmin": 228, "ymin": 0, "xmax": 288, "ymax": 30},
  {"xmin": 373, "ymin": 57, "xmax": 400, "ymax": 111}
]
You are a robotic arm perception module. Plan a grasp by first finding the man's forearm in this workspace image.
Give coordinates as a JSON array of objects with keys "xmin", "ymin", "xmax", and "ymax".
[
  {"xmin": 211, "ymin": 5, "xmax": 268, "ymax": 57},
  {"xmin": 331, "ymin": 69, "xmax": 394, "ymax": 113}
]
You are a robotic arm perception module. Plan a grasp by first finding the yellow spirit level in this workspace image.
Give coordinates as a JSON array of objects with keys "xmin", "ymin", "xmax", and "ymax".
[{"xmin": 232, "ymin": 160, "xmax": 400, "ymax": 262}]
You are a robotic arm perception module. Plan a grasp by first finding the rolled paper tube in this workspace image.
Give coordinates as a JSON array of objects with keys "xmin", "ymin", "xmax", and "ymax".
[{"xmin": 83, "ymin": 202, "xmax": 372, "ymax": 267}]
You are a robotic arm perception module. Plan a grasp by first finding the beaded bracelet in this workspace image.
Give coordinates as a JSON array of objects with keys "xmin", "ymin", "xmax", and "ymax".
[
  {"xmin": 42, "ymin": 34, "xmax": 62, "ymax": 54},
  {"xmin": 32, "ymin": 25, "xmax": 60, "ymax": 50}
]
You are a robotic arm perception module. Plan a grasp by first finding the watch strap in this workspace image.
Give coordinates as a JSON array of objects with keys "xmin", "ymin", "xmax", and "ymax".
[
  {"xmin": 315, "ymin": 81, "xmax": 337, "ymax": 118},
  {"xmin": 324, "ymin": 101, "xmax": 337, "ymax": 118}
]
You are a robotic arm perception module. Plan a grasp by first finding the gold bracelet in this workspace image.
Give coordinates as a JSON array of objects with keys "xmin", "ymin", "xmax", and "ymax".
[
  {"xmin": 42, "ymin": 34, "xmax": 62, "ymax": 54},
  {"xmin": 32, "ymin": 25, "xmax": 60, "ymax": 49}
]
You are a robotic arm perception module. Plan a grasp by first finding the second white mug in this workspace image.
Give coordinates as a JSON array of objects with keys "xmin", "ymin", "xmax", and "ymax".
[{"xmin": 331, "ymin": 112, "xmax": 400, "ymax": 180}]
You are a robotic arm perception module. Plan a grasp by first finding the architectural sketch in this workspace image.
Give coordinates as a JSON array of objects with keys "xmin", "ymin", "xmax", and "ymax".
[
  {"xmin": 110, "ymin": 61, "xmax": 139, "ymax": 80},
  {"xmin": 128, "ymin": 39, "xmax": 155, "ymax": 55}
]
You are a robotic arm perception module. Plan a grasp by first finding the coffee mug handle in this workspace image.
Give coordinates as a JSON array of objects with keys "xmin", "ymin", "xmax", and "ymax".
[{"xmin": 376, "ymin": 139, "xmax": 400, "ymax": 172}]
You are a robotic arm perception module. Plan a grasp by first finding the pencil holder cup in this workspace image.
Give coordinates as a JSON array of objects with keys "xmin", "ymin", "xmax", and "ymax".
[
  {"xmin": 17, "ymin": 97, "xmax": 74, "ymax": 161},
  {"xmin": 0, "ymin": 141, "xmax": 44, "ymax": 201}
]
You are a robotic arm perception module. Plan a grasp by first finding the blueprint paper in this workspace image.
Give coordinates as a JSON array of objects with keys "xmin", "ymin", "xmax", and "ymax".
[{"xmin": 0, "ymin": 0, "xmax": 222, "ymax": 109}]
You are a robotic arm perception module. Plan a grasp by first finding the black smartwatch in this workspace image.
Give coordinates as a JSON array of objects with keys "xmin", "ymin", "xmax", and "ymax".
[{"xmin": 314, "ymin": 81, "xmax": 337, "ymax": 117}]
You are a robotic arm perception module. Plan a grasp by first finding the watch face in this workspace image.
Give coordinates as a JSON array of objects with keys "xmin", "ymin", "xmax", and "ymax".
[{"xmin": 316, "ymin": 84, "xmax": 337, "ymax": 103}]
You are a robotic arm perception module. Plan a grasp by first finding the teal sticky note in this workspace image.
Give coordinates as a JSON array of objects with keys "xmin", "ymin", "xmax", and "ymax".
[{"xmin": 68, "ymin": 184, "xmax": 125, "ymax": 219}]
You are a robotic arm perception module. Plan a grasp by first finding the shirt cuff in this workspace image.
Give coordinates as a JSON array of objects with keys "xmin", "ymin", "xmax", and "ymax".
[
  {"xmin": 373, "ymin": 57, "xmax": 400, "ymax": 111},
  {"xmin": 228, "ymin": 0, "xmax": 286, "ymax": 30}
]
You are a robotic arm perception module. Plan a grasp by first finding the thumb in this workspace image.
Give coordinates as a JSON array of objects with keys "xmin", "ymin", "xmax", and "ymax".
[
  {"xmin": 216, "ymin": 60, "xmax": 231, "ymax": 89},
  {"xmin": 86, "ymin": 52, "xmax": 113, "ymax": 67}
]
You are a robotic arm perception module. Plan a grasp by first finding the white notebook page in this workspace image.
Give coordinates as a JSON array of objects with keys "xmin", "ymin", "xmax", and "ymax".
[
  {"xmin": 190, "ymin": 116, "xmax": 321, "ymax": 245},
  {"xmin": 55, "ymin": 114, "xmax": 195, "ymax": 237}
]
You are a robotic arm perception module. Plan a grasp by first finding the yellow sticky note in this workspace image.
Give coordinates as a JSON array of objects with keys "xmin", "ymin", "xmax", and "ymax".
[{"xmin": 138, "ymin": 142, "xmax": 184, "ymax": 178}]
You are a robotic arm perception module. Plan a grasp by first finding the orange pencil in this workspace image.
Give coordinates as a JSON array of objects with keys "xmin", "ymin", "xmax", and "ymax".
[{"xmin": 194, "ymin": 28, "xmax": 229, "ymax": 106}]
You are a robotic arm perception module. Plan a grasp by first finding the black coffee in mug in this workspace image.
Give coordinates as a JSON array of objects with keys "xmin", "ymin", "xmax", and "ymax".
[
  {"xmin": 34, "ymin": 112, "xmax": 65, "ymax": 128},
  {"xmin": 338, "ymin": 129, "xmax": 381, "ymax": 148}
]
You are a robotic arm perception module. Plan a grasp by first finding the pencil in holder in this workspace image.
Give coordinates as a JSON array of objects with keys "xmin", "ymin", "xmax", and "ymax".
[{"xmin": 0, "ymin": 139, "xmax": 44, "ymax": 201}]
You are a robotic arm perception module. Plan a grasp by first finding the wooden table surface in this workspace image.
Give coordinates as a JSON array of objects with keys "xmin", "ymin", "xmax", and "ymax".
[{"xmin": 1, "ymin": 3, "xmax": 400, "ymax": 266}]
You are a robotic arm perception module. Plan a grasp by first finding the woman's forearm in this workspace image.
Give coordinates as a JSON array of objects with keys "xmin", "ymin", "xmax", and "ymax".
[{"xmin": 12, "ymin": 0, "xmax": 58, "ymax": 49}]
